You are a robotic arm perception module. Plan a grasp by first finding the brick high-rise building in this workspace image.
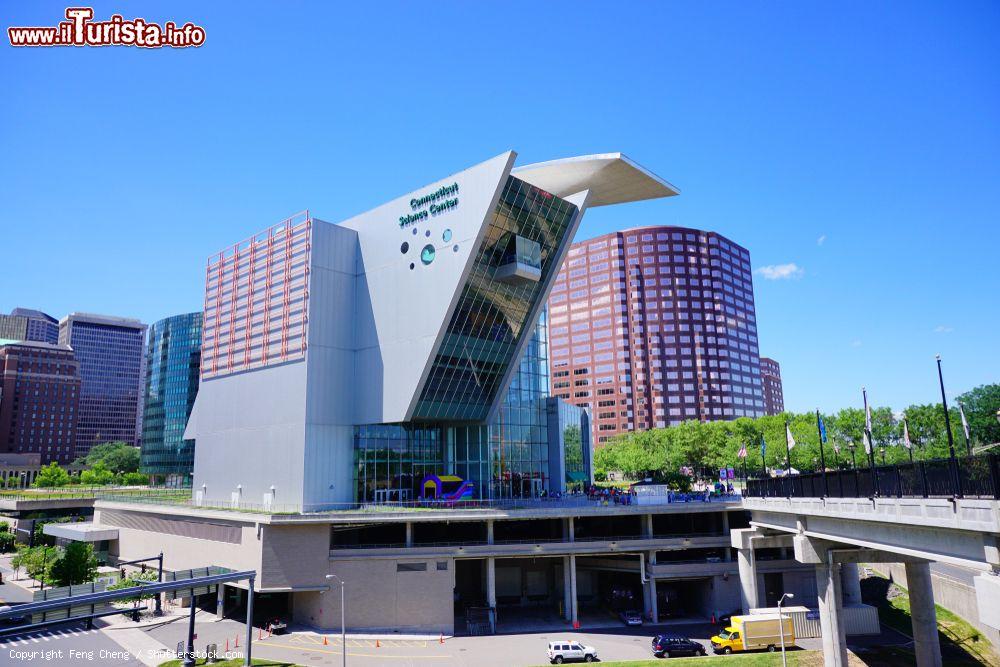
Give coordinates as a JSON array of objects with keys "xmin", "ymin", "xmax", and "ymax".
[
  {"xmin": 760, "ymin": 356, "xmax": 784, "ymax": 416},
  {"xmin": 59, "ymin": 313, "xmax": 146, "ymax": 457},
  {"xmin": 547, "ymin": 226, "xmax": 765, "ymax": 445},
  {"xmin": 0, "ymin": 340, "xmax": 81, "ymax": 464}
]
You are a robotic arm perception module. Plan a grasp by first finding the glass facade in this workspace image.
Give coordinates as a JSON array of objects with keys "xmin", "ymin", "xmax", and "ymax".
[
  {"xmin": 11, "ymin": 308, "xmax": 60, "ymax": 344},
  {"xmin": 141, "ymin": 312, "xmax": 202, "ymax": 482},
  {"xmin": 413, "ymin": 176, "xmax": 578, "ymax": 422},
  {"xmin": 354, "ymin": 314, "xmax": 555, "ymax": 503},
  {"xmin": 59, "ymin": 315, "xmax": 146, "ymax": 457}
]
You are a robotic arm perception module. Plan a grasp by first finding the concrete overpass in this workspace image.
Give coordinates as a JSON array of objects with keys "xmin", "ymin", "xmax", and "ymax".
[{"xmin": 739, "ymin": 494, "xmax": 1000, "ymax": 667}]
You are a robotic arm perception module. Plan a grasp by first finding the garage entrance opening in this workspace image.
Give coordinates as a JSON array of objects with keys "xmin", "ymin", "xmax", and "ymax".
[{"xmin": 657, "ymin": 578, "xmax": 713, "ymax": 620}]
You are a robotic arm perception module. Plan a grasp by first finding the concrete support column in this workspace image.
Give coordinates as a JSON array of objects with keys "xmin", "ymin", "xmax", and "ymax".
[
  {"xmin": 562, "ymin": 556, "xmax": 573, "ymax": 621},
  {"xmin": 737, "ymin": 548, "xmax": 757, "ymax": 614},
  {"xmin": 405, "ymin": 522, "xmax": 413, "ymax": 548},
  {"xmin": 721, "ymin": 510, "xmax": 730, "ymax": 535},
  {"xmin": 840, "ymin": 562, "xmax": 862, "ymax": 605},
  {"xmin": 643, "ymin": 514, "xmax": 653, "ymax": 537},
  {"xmin": 816, "ymin": 562, "xmax": 848, "ymax": 667},
  {"xmin": 567, "ymin": 517, "xmax": 575, "ymax": 542},
  {"xmin": 569, "ymin": 555, "xmax": 578, "ymax": 625},
  {"xmin": 215, "ymin": 583, "xmax": 225, "ymax": 620},
  {"xmin": 487, "ymin": 520, "xmax": 494, "ymax": 545},
  {"xmin": 642, "ymin": 573, "xmax": 652, "ymax": 618},
  {"xmin": 487, "ymin": 556, "xmax": 497, "ymax": 633},
  {"xmin": 906, "ymin": 562, "xmax": 942, "ymax": 667},
  {"xmin": 647, "ymin": 575, "xmax": 658, "ymax": 623}
]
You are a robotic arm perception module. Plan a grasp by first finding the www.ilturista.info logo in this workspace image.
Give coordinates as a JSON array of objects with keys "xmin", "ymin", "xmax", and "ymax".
[{"xmin": 8, "ymin": 7, "xmax": 205, "ymax": 48}]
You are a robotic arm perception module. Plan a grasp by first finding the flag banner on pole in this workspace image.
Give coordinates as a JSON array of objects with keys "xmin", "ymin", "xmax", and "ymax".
[
  {"xmin": 818, "ymin": 415, "xmax": 828, "ymax": 443},
  {"xmin": 833, "ymin": 440, "xmax": 841, "ymax": 454},
  {"xmin": 863, "ymin": 430, "xmax": 873, "ymax": 454},
  {"xmin": 786, "ymin": 424, "xmax": 796, "ymax": 450},
  {"xmin": 737, "ymin": 443, "xmax": 748, "ymax": 459},
  {"xmin": 727, "ymin": 467, "xmax": 735, "ymax": 480},
  {"xmin": 863, "ymin": 390, "xmax": 873, "ymax": 454},
  {"xmin": 760, "ymin": 435, "xmax": 767, "ymax": 458},
  {"xmin": 959, "ymin": 402, "xmax": 971, "ymax": 441},
  {"xmin": 903, "ymin": 419, "xmax": 912, "ymax": 449}
]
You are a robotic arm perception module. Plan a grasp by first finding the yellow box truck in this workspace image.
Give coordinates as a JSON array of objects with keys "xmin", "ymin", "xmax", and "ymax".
[{"xmin": 710, "ymin": 613, "xmax": 795, "ymax": 654}]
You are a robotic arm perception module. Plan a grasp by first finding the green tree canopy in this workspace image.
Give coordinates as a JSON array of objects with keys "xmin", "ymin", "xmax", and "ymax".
[
  {"xmin": 33, "ymin": 462, "xmax": 70, "ymax": 488},
  {"xmin": 75, "ymin": 441, "xmax": 141, "ymax": 474},
  {"xmin": 49, "ymin": 542, "xmax": 99, "ymax": 587}
]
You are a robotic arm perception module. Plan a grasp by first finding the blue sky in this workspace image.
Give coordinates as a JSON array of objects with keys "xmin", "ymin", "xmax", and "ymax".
[{"xmin": 2, "ymin": 1, "xmax": 998, "ymax": 413}]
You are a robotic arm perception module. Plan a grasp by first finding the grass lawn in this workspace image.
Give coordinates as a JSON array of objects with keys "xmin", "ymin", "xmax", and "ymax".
[
  {"xmin": 863, "ymin": 571, "xmax": 999, "ymax": 666},
  {"xmin": 542, "ymin": 650, "xmax": 847, "ymax": 667}
]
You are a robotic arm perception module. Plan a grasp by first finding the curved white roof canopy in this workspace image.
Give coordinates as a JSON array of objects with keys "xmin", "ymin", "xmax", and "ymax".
[{"xmin": 512, "ymin": 152, "xmax": 679, "ymax": 207}]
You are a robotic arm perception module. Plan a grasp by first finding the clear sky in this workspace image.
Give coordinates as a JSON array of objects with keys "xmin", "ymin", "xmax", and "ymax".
[{"xmin": 2, "ymin": 1, "xmax": 998, "ymax": 414}]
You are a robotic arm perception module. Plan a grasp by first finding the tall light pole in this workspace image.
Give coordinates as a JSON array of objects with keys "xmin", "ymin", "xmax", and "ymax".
[
  {"xmin": 936, "ymin": 354, "xmax": 961, "ymax": 497},
  {"xmin": 777, "ymin": 592, "xmax": 794, "ymax": 667},
  {"xmin": 325, "ymin": 574, "xmax": 346, "ymax": 667}
]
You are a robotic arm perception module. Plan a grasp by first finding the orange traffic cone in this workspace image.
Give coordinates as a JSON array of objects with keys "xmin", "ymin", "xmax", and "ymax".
[
  {"xmin": 225, "ymin": 639, "xmax": 229, "ymax": 652},
  {"xmin": 711, "ymin": 613, "xmax": 717, "ymax": 625},
  {"xmin": 323, "ymin": 636, "xmax": 329, "ymax": 646},
  {"xmin": 572, "ymin": 620, "xmax": 581, "ymax": 630},
  {"xmin": 235, "ymin": 635, "xmax": 239, "ymax": 648},
  {"xmin": 376, "ymin": 639, "xmax": 380, "ymax": 648},
  {"xmin": 258, "ymin": 628, "xmax": 263, "ymax": 640},
  {"xmin": 439, "ymin": 633, "xmax": 444, "ymax": 644}
]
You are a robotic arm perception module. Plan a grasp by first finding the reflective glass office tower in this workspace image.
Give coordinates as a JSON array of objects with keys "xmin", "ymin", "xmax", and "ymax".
[
  {"xmin": 141, "ymin": 312, "xmax": 202, "ymax": 484},
  {"xmin": 59, "ymin": 313, "xmax": 146, "ymax": 457}
]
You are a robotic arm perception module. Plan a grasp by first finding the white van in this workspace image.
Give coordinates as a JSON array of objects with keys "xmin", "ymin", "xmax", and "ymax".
[{"xmin": 546, "ymin": 640, "xmax": 598, "ymax": 663}]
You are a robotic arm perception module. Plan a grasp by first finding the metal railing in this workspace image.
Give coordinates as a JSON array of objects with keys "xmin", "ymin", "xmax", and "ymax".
[{"xmin": 745, "ymin": 453, "xmax": 1000, "ymax": 500}]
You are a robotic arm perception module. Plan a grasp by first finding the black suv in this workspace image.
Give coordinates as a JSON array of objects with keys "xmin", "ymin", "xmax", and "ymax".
[{"xmin": 651, "ymin": 635, "xmax": 707, "ymax": 658}]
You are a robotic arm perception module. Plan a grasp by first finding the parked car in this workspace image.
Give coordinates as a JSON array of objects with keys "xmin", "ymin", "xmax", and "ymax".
[
  {"xmin": 547, "ymin": 640, "xmax": 598, "ymax": 663},
  {"xmin": 619, "ymin": 609, "xmax": 643, "ymax": 626},
  {"xmin": 0, "ymin": 604, "xmax": 29, "ymax": 626},
  {"xmin": 651, "ymin": 634, "xmax": 707, "ymax": 658},
  {"xmin": 267, "ymin": 618, "xmax": 288, "ymax": 634}
]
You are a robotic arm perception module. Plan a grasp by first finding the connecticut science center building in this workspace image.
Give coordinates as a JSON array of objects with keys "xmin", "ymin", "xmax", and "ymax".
[{"xmin": 91, "ymin": 152, "xmax": 827, "ymax": 635}]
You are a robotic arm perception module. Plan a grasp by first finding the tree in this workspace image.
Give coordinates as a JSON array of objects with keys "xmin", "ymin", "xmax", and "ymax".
[
  {"xmin": 17, "ymin": 545, "xmax": 61, "ymax": 585},
  {"xmin": 956, "ymin": 384, "xmax": 1000, "ymax": 448},
  {"xmin": 33, "ymin": 462, "xmax": 70, "ymax": 488},
  {"xmin": 49, "ymin": 542, "xmax": 99, "ymax": 587},
  {"xmin": 80, "ymin": 461, "xmax": 116, "ymax": 486},
  {"xmin": 74, "ymin": 441, "xmax": 141, "ymax": 475}
]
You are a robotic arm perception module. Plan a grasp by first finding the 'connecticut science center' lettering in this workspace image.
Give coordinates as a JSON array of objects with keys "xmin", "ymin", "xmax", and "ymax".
[{"xmin": 399, "ymin": 182, "xmax": 459, "ymax": 227}]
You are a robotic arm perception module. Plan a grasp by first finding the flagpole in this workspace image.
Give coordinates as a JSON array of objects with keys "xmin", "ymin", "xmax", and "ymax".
[
  {"xmin": 863, "ymin": 387, "xmax": 879, "ymax": 497},
  {"xmin": 784, "ymin": 419, "xmax": 792, "ymax": 478},
  {"xmin": 958, "ymin": 401, "xmax": 973, "ymax": 456},
  {"xmin": 936, "ymin": 354, "xmax": 962, "ymax": 497},
  {"xmin": 815, "ymin": 410, "xmax": 828, "ymax": 497},
  {"xmin": 903, "ymin": 418, "xmax": 914, "ymax": 464}
]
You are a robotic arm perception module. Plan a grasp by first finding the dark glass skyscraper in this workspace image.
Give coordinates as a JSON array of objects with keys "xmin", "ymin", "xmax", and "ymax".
[
  {"xmin": 141, "ymin": 312, "xmax": 202, "ymax": 484},
  {"xmin": 59, "ymin": 313, "xmax": 146, "ymax": 457}
]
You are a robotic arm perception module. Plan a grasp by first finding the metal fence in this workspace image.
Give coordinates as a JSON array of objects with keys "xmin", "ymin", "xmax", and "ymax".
[{"xmin": 745, "ymin": 453, "xmax": 1000, "ymax": 499}]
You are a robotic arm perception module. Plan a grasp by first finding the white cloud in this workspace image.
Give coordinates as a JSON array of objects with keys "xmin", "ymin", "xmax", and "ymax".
[
  {"xmin": 756, "ymin": 263, "xmax": 804, "ymax": 280},
  {"xmin": 933, "ymin": 325, "xmax": 954, "ymax": 334},
  {"xmin": 817, "ymin": 235, "xmax": 826, "ymax": 246}
]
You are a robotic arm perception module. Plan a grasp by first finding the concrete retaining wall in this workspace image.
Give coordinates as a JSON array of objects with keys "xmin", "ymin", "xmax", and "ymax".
[{"xmin": 875, "ymin": 563, "xmax": 1000, "ymax": 652}]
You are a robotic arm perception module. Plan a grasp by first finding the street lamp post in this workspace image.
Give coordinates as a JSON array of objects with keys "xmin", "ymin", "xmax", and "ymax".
[
  {"xmin": 777, "ymin": 592, "xmax": 794, "ymax": 667},
  {"xmin": 325, "ymin": 574, "xmax": 346, "ymax": 667}
]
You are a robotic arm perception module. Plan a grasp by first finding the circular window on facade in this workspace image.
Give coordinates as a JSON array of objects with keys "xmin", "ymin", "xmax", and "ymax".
[
  {"xmin": 409, "ymin": 262, "xmax": 415, "ymax": 270},
  {"xmin": 453, "ymin": 245, "xmax": 459, "ymax": 252},
  {"xmin": 420, "ymin": 244, "xmax": 436, "ymax": 265},
  {"xmin": 400, "ymin": 241, "xmax": 409, "ymax": 254},
  {"xmin": 442, "ymin": 229, "xmax": 452, "ymax": 243}
]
